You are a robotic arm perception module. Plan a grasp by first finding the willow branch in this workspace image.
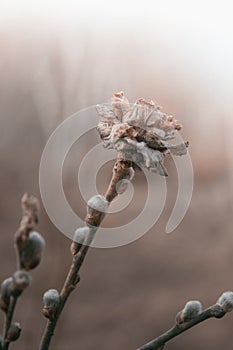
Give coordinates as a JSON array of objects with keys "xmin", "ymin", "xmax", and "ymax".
[
  {"xmin": 1, "ymin": 194, "xmax": 38, "ymax": 349},
  {"xmin": 2, "ymin": 297, "xmax": 17, "ymax": 350},
  {"xmin": 14, "ymin": 193, "xmax": 40, "ymax": 270},
  {"xmin": 39, "ymin": 158, "xmax": 133, "ymax": 350},
  {"xmin": 137, "ymin": 304, "xmax": 227, "ymax": 350}
]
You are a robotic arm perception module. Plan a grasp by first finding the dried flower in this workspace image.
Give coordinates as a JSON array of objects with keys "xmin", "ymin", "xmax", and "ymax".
[
  {"xmin": 217, "ymin": 291, "xmax": 233, "ymax": 313},
  {"xmin": 96, "ymin": 92, "xmax": 188, "ymax": 176}
]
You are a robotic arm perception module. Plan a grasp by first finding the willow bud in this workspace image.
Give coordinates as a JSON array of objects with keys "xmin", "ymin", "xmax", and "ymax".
[
  {"xmin": 116, "ymin": 179, "xmax": 130, "ymax": 194},
  {"xmin": 87, "ymin": 195, "xmax": 109, "ymax": 225},
  {"xmin": 18, "ymin": 231, "xmax": 45, "ymax": 270},
  {"xmin": 0, "ymin": 277, "xmax": 13, "ymax": 312},
  {"xmin": 87, "ymin": 195, "xmax": 109, "ymax": 214},
  {"xmin": 217, "ymin": 291, "xmax": 233, "ymax": 313},
  {"xmin": 11, "ymin": 271, "xmax": 31, "ymax": 297},
  {"xmin": 175, "ymin": 310, "xmax": 184, "ymax": 324},
  {"xmin": 126, "ymin": 167, "xmax": 135, "ymax": 181},
  {"xmin": 43, "ymin": 289, "xmax": 60, "ymax": 320},
  {"xmin": 115, "ymin": 167, "xmax": 135, "ymax": 194},
  {"xmin": 176, "ymin": 300, "xmax": 202, "ymax": 323},
  {"xmin": 70, "ymin": 227, "xmax": 89, "ymax": 255},
  {"xmin": 6, "ymin": 322, "xmax": 21, "ymax": 342}
]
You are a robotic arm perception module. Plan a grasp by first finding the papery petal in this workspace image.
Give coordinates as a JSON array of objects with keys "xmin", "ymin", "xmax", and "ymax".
[
  {"xmin": 167, "ymin": 142, "xmax": 189, "ymax": 156},
  {"xmin": 111, "ymin": 91, "xmax": 131, "ymax": 121}
]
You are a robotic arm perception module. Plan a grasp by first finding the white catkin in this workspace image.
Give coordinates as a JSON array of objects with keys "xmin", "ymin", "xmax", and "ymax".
[
  {"xmin": 87, "ymin": 195, "xmax": 109, "ymax": 213},
  {"xmin": 217, "ymin": 291, "xmax": 233, "ymax": 312},
  {"xmin": 43, "ymin": 289, "xmax": 60, "ymax": 308},
  {"xmin": 182, "ymin": 300, "xmax": 203, "ymax": 321},
  {"xmin": 73, "ymin": 227, "xmax": 89, "ymax": 244},
  {"xmin": 19, "ymin": 230, "xmax": 45, "ymax": 270},
  {"xmin": 0, "ymin": 277, "xmax": 13, "ymax": 309},
  {"xmin": 28, "ymin": 231, "xmax": 45, "ymax": 246},
  {"xmin": 12, "ymin": 271, "xmax": 31, "ymax": 291},
  {"xmin": 115, "ymin": 179, "xmax": 130, "ymax": 194}
]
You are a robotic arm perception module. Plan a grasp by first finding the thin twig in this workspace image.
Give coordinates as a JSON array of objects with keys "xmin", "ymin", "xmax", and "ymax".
[
  {"xmin": 137, "ymin": 304, "xmax": 226, "ymax": 350},
  {"xmin": 39, "ymin": 158, "xmax": 132, "ymax": 350},
  {"xmin": 1, "ymin": 194, "xmax": 39, "ymax": 349},
  {"xmin": 14, "ymin": 193, "xmax": 40, "ymax": 269},
  {"xmin": 2, "ymin": 296, "xmax": 17, "ymax": 350}
]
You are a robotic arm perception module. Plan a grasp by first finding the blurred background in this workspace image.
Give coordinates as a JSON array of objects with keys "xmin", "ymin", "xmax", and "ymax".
[{"xmin": 0, "ymin": 1, "xmax": 233, "ymax": 349}]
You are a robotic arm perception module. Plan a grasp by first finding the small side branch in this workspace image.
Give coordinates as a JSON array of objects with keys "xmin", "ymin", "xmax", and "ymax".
[
  {"xmin": 2, "ymin": 297, "xmax": 17, "ymax": 350},
  {"xmin": 14, "ymin": 193, "xmax": 40, "ymax": 269},
  {"xmin": 1, "ymin": 193, "xmax": 42, "ymax": 350},
  {"xmin": 39, "ymin": 158, "xmax": 133, "ymax": 350},
  {"xmin": 137, "ymin": 295, "xmax": 233, "ymax": 350}
]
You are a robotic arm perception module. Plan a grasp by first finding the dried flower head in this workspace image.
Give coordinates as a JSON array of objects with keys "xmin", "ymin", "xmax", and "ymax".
[{"xmin": 96, "ymin": 92, "xmax": 188, "ymax": 176}]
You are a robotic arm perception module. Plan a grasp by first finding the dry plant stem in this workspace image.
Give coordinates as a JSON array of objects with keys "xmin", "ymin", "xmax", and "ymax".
[
  {"xmin": 1, "ymin": 194, "xmax": 38, "ymax": 350},
  {"xmin": 105, "ymin": 159, "xmax": 132, "ymax": 202},
  {"xmin": 138, "ymin": 305, "xmax": 226, "ymax": 350},
  {"xmin": 14, "ymin": 193, "xmax": 39, "ymax": 269},
  {"xmin": 2, "ymin": 296, "xmax": 17, "ymax": 350},
  {"xmin": 39, "ymin": 158, "xmax": 132, "ymax": 350}
]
